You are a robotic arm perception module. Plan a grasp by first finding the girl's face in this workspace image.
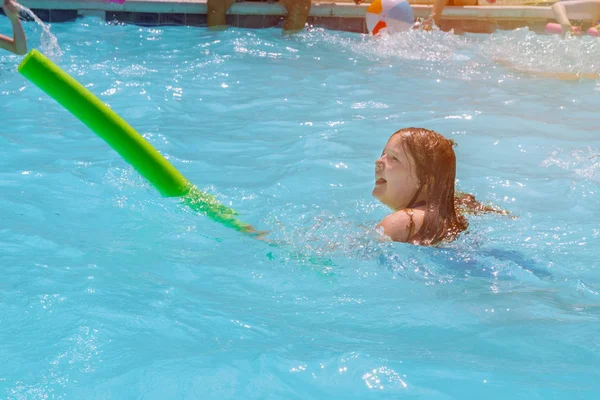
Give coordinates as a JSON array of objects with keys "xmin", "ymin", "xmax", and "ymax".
[{"xmin": 372, "ymin": 136, "xmax": 421, "ymax": 210}]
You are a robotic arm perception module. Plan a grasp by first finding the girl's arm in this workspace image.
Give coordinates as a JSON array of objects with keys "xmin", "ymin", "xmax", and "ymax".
[{"xmin": 1, "ymin": 0, "xmax": 27, "ymax": 55}]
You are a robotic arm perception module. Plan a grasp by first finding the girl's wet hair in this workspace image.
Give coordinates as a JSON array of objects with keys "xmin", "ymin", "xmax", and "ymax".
[{"xmin": 392, "ymin": 128, "xmax": 504, "ymax": 245}]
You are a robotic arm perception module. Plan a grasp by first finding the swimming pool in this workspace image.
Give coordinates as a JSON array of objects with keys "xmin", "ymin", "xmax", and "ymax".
[{"xmin": 1, "ymin": 16, "xmax": 599, "ymax": 399}]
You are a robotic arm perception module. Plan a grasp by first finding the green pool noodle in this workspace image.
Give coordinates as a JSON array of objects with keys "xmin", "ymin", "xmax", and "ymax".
[{"xmin": 18, "ymin": 49, "xmax": 252, "ymax": 233}]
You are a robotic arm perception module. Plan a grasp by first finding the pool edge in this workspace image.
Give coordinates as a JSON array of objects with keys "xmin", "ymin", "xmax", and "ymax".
[{"xmin": 12, "ymin": 0, "xmax": 590, "ymax": 34}]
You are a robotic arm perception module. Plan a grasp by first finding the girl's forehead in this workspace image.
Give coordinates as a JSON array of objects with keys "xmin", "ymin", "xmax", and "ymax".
[
  {"xmin": 385, "ymin": 137, "xmax": 415, "ymax": 166},
  {"xmin": 386, "ymin": 136, "xmax": 405, "ymax": 151}
]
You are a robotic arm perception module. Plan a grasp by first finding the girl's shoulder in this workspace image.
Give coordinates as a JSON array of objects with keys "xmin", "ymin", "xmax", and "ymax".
[{"xmin": 376, "ymin": 208, "xmax": 425, "ymax": 243}]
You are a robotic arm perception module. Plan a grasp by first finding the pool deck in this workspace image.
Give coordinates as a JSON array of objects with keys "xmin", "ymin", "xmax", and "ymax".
[{"xmin": 12, "ymin": 0, "xmax": 595, "ymax": 34}]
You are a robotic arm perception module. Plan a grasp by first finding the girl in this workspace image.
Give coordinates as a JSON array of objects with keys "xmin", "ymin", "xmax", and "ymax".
[
  {"xmin": 373, "ymin": 127, "xmax": 504, "ymax": 246},
  {"xmin": 0, "ymin": 0, "xmax": 26, "ymax": 55}
]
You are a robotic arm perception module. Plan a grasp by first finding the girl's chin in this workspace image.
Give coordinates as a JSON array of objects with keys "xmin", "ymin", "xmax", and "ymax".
[{"xmin": 372, "ymin": 187, "xmax": 387, "ymax": 202}]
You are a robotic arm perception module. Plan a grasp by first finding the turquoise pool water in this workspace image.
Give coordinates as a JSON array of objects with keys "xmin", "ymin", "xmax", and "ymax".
[{"xmin": 1, "ymin": 16, "xmax": 599, "ymax": 399}]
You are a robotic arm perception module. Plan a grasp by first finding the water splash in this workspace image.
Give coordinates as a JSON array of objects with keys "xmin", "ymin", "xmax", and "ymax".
[
  {"xmin": 295, "ymin": 27, "xmax": 600, "ymax": 81},
  {"xmin": 542, "ymin": 147, "xmax": 600, "ymax": 182},
  {"xmin": 17, "ymin": 4, "xmax": 63, "ymax": 57},
  {"xmin": 478, "ymin": 28, "xmax": 600, "ymax": 79}
]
